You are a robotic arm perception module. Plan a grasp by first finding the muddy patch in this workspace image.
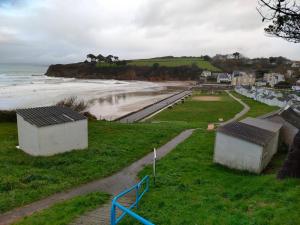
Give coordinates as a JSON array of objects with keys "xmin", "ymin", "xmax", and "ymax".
[{"xmin": 192, "ymin": 96, "xmax": 221, "ymax": 101}]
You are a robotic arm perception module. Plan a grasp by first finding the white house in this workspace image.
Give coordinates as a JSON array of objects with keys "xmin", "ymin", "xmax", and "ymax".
[
  {"xmin": 263, "ymin": 73, "xmax": 285, "ymax": 87},
  {"xmin": 214, "ymin": 118, "xmax": 282, "ymax": 173},
  {"xmin": 217, "ymin": 73, "xmax": 231, "ymax": 83},
  {"xmin": 16, "ymin": 106, "xmax": 88, "ymax": 156},
  {"xmin": 291, "ymin": 62, "xmax": 300, "ymax": 68},
  {"xmin": 231, "ymin": 72, "xmax": 256, "ymax": 86},
  {"xmin": 201, "ymin": 70, "xmax": 212, "ymax": 77}
]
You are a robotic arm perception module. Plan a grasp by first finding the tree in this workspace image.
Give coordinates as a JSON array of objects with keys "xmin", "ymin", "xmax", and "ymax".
[
  {"xmin": 96, "ymin": 54, "xmax": 105, "ymax": 62},
  {"xmin": 105, "ymin": 55, "xmax": 114, "ymax": 64},
  {"xmin": 113, "ymin": 56, "xmax": 119, "ymax": 61},
  {"xmin": 257, "ymin": 0, "xmax": 300, "ymax": 43},
  {"xmin": 233, "ymin": 52, "xmax": 240, "ymax": 60},
  {"xmin": 86, "ymin": 54, "xmax": 97, "ymax": 63}
]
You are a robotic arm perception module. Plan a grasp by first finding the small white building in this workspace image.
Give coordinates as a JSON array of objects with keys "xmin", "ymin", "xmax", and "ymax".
[
  {"xmin": 217, "ymin": 73, "xmax": 231, "ymax": 83},
  {"xmin": 201, "ymin": 70, "xmax": 212, "ymax": 77},
  {"xmin": 16, "ymin": 106, "xmax": 88, "ymax": 156},
  {"xmin": 214, "ymin": 118, "xmax": 282, "ymax": 173},
  {"xmin": 263, "ymin": 73, "xmax": 285, "ymax": 87}
]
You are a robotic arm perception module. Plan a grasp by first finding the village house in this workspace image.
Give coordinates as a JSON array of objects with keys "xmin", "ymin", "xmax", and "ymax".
[
  {"xmin": 292, "ymin": 61, "xmax": 300, "ymax": 68},
  {"xmin": 16, "ymin": 106, "xmax": 88, "ymax": 156},
  {"xmin": 217, "ymin": 73, "xmax": 231, "ymax": 83},
  {"xmin": 214, "ymin": 118, "xmax": 282, "ymax": 174},
  {"xmin": 231, "ymin": 71, "xmax": 256, "ymax": 86},
  {"xmin": 292, "ymin": 80, "xmax": 300, "ymax": 91},
  {"xmin": 201, "ymin": 70, "xmax": 212, "ymax": 77},
  {"xmin": 263, "ymin": 73, "xmax": 285, "ymax": 87}
]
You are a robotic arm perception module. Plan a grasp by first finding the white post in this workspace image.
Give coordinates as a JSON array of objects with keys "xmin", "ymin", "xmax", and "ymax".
[{"xmin": 153, "ymin": 148, "xmax": 157, "ymax": 185}]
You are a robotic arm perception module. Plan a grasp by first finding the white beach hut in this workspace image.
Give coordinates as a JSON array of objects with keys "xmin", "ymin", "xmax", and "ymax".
[
  {"xmin": 16, "ymin": 106, "xmax": 88, "ymax": 156},
  {"xmin": 214, "ymin": 118, "xmax": 282, "ymax": 174}
]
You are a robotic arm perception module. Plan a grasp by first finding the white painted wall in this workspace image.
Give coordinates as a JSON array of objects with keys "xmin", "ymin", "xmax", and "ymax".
[
  {"xmin": 17, "ymin": 118, "xmax": 88, "ymax": 156},
  {"xmin": 214, "ymin": 132, "xmax": 263, "ymax": 173},
  {"xmin": 17, "ymin": 114, "xmax": 39, "ymax": 154}
]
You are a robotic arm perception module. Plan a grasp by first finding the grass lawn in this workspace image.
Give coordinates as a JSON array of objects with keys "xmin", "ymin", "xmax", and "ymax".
[
  {"xmin": 147, "ymin": 91, "xmax": 244, "ymax": 128},
  {"xmin": 128, "ymin": 57, "xmax": 220, "ymax": 72},
  {"xmin": 0, "ymin": 121, "xmax": 186, "ymax": 213},
  {"xmin": 13, "ymin": 192, "xmax": 109, "ymax": 225},
  {"xmin": 122, "ymin": 130, "xmax": 300, "ymax": 225},
  {"xmin": 230, "ymin": 91, "xmax": 279, "ymax": 119}
]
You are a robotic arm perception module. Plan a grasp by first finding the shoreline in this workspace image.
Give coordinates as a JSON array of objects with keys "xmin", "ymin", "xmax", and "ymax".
[{"xmin": 0, "ymin": 77, "xmax": 192, "ymax": 120}]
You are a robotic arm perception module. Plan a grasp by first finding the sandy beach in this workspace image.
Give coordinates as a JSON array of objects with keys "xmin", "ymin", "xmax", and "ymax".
[{"xmin": 0, "ymin": 77, "xmax": 189, "ymax": 120}]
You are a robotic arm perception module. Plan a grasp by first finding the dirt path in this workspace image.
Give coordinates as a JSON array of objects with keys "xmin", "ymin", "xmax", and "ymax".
[
  {"xmin": 221, "ymin": 90, "xmax": 250, "ymax": 125},
  {"xmin": 0, "ymin": 129, "xmax": 195, "ymax": 225}
]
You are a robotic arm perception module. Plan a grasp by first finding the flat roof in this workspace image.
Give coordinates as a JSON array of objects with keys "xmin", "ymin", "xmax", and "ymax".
[
  {"xmin": 16, "ymin": 106, "xmax": 86, "ymax": 127},
  {"xmin": 241, "ymin": 117, "xmax": 282, "ymax": 133},
  {"xmin": 218, "ymin": 122, "xmax": 275, "ymax": 147}
]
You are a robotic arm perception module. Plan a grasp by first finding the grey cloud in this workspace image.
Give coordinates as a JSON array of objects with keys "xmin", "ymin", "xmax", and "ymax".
[{"xmin": 0, "ymin": 0, "xmax": 299, "ymax": 64}]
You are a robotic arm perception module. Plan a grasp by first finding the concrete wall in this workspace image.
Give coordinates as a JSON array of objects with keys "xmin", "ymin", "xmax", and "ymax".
[
  {"xmin": 214, "ymin": 132, "xmax": 263, "ymax": 173},
  {"xmin": 17, "ymin": 115, "xmax": 39, "ymax": 155},
  {"xmin": 260, "ymin": 134, "xmax": 279, "ymax": 170},
  {"xmin": 18, "ymin": 118, "xmax": 88, "ymax": 156},
  {"xmin": 267, "ymin": 115, "xmax": 298, "ymax": 150}
]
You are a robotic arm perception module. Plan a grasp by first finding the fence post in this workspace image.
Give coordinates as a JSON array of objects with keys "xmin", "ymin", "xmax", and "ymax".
[
  {"xmin": 110, "ymin": 203, "xmax": 116, "ymax": 225},
  {"xmin": 136, "ymin": 185, "xmax": 139, "ymax": 209}
]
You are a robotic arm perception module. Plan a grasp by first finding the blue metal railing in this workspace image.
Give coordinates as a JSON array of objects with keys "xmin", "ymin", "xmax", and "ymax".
[{"xmin": 110, "ymin": 176, "xmax": 154, "ymax": 225}]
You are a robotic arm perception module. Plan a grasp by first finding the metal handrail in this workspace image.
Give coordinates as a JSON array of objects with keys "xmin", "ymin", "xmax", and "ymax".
[{"xmin": 110, "ymin": 176, "xmax": 154, "ymax": 225}]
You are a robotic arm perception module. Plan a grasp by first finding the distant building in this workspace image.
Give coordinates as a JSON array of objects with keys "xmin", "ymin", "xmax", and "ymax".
[
  {"xmin": 292, "ymin": 81, "xmax": 300, "ymax": 91},
  {"xmin": 231, "ymin": 71, "xmax": 256, "ymax": 86},
  {"xmin": 214, "ymin": 118, "xmax": 282, "ymax": 173},
  {"xmin": 255, "ymin": 81, "xmax": 267, "ymax": 87},
  {"xmin": 217, "ymin": 73, "xmax": 231, "ymax": 83},
  {"xmin": 201, "ymin": 70, "xmax": 212, "ymax": 77},
  {"xmin": 292, "ymin": 62, "xmax": 300, "ymax": 68},
  {"xmin": 263, "ymin": 73, "xmax": 285, "ymax": 87},
  {"xmin": 16, "ymin": 106, "xmax": 88, "ymax": 156}
]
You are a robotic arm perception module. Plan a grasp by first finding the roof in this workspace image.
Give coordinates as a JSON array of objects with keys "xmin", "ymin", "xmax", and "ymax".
[
  {"xmin": 218, "ymin": 74, "xmax": 231, "ymax": 79},
  {"xmin": 16, "ymin": 106, "xmax": 86, "ymax": 127},
  {"xmin": 281, "ymin": 107, "xmax": 300, "ymax": 129},
  {"xmin": 218, "ymin": 122, "xmax": 275, "ymax": 146},
  {"xmin": 241, "ymin": 117, "xmax": 282, "ymax": 133}
]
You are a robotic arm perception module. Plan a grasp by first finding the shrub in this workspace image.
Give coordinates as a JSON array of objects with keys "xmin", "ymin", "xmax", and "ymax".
[
  {"xmin": 0, "ymin": 110, "xmax": 16, "ymax": 122},
  {"xmin": 56, "ymin": 96, "xmax": 89, "ymax": 112}
]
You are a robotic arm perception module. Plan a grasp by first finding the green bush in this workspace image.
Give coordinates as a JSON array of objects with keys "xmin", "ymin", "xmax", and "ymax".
[{"xmin": 0, "ymin": 110, "xmax": 16, "ymax": 122}]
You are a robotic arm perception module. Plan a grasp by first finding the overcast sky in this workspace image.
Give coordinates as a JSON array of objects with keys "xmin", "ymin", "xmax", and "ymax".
[{"xmin": 0, "ymin": 0, "xmax": 299, "ymax": 64}]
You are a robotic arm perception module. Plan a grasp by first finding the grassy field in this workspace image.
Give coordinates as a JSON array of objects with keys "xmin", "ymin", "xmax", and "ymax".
[
  {"xmin": 121, "ymin": 130, "xmax": 300, "ymax": 225},
  {"xmin": 119, "ymin": 91, "xmax": 299, "ymax": 225},
  {"xmin": 230, "ymin": 91, "xmax": 279, "ymax": 119},
  {"xmin": 0, "ymin": 121, "xmax": 186, "ymax": 213},
  {"xmin": 13, "ymin": 192, "xmax": 109, "ymax": 225},
  {"xmin": 147, "ymin": 91, "xmax": 244, "ymax": 128},
  {"xmin": 128, "ymin": 57, "xmax": 220, "ymax": 71}
]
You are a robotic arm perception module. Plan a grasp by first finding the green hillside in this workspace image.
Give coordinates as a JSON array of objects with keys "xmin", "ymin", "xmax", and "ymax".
[{"xmin": 128, "ymin": 57, "xmax": 220, "ymax": 71}]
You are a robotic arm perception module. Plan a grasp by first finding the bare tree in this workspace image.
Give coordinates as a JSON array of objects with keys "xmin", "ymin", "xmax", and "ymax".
[{"xmin": 257, "ymin": 0, "xmax": 300, "ymax": 43}]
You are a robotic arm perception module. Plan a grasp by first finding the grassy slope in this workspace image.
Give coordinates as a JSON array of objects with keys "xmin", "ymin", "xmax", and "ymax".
[
  {"xmin": 0, "ymin": 121, "xmax": 186, "ymax": 213},
  {"xmin": 230, "ymin": 91, "xmax": 279, "ymax": 119},
  {"xmin": 128, "ymin": 57, "xmax": 220, "ymax": 71},
  {"xmin": 13, "ymin": 192, "xmax": 109, "ymax": 225},
  {"xmin": 148, "ymin": 91, "xmax": 244, "ymax": 128},
  {"xmin": 121, "ymin": 91, "xmax": 299, "ymax": 225},
  {"xmin": 122, "ymin": 130, "xmax": 300, "ymax": 225}
]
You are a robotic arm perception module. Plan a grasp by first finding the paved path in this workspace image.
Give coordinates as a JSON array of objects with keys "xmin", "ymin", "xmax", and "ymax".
[
  {"xmin": 0, "ymin": 129, "xmax": 195, "ymax": 225},
  {"xmin": 220, "ymin": 90, "xmax": 250, "ymax": 125},
  {"xmin": 118, "ymin": 90, "xmax": 192, "ymax": 123}
]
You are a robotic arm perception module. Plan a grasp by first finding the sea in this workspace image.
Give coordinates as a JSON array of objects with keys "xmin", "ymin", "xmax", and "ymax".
[
  {"xmin": 0, "ymin": 63, "xmax": 49, "ymax": 87},
  {"xmin": 0, "ymin": 63, "xmax": 179, "ymax": 120}
]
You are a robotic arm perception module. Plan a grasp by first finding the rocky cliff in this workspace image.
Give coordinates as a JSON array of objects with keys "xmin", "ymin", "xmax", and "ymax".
[{"xmin": 45, "ymin": 62, "xmax": 203, "ymax": 81}]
